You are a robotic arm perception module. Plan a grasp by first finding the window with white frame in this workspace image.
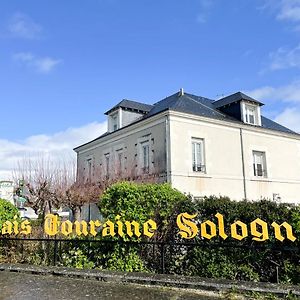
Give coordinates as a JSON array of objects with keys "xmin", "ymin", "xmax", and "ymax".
[
  {"xmin": 112, "ymin": 114, "xmax": 118, "ymax": 131},
  {"xmin": 243, "ymin": 103, "xmax": 261, "ymax": 126},
  {"xmin": 245, "ymin": 105, "xmax": 256, "ymax": 124},
  {"xmin": 253, "ymin": 151, "xmax": 267, "ymax": 177},
  {"xmin": 192, "ymin": 139, "xmax": 205, "ymax": 172}
]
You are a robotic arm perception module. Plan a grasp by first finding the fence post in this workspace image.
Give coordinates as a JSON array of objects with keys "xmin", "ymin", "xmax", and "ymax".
[
  {"xmin": 160, "ymin": 243, "xmax": 165, "ymax": 274},
  {"xmin": 53, "ymin": 238, "xmax": 58, "ymax": 266}
]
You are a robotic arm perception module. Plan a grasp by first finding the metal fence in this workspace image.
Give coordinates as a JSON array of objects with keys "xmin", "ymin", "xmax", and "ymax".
[{"xmin": 0, "ymin": 237, "xmax": 299, "ymax": 283}]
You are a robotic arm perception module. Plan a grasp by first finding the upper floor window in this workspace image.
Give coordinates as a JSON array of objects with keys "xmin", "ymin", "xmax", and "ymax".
[
  {"xmin": 105, "ymin": 154, "xmax": 110, "ymax": 177},
  {"xmin": 137, "ymin": 135, "xmax": 151, "ymax": 174},
  {"xmin": 87, "ymin": 158, "xmax": 92, "ymax": 182},
  {"xmin": 112, "ymin": 114, "xmax": 118, "ymax": 131},
  {"xmin": 242, "ymin": 102, "xmax": 261, "ymax": 126},
  {"xmin": 245, "ymin": 105, "xmax": 255, "ymax": 124},
  {"xmin": 116, "ymin": 149, "xmax": 123, "ymax": 175},
  {"xmin": 192, "ymin": 139, "xmax": 205, "ymax": 173},
  {"xmin": 141, "ymin": 141, "xmax": 150, "ymax": 173},
  {"xmin": 253, "ymin": 151, "xmax": 267, "ymax": 178}
]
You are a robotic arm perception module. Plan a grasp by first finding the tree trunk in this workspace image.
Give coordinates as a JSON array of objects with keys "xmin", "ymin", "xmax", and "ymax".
[{"xmin": 74, "ymin": 206, "xmax": 82, "ymax": 221}]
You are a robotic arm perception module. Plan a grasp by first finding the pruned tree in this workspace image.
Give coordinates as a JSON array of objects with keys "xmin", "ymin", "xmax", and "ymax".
[
  {"xmin": 13, "ymin": 155, "xmax": 76, "ymax": 218},
  {"xmin": 58, "ymin": 182, "xmax": 102, "ymax": 221}
]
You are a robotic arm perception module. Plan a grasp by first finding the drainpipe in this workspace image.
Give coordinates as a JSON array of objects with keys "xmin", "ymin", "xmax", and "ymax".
[
  {"xmin": 240, "ymin": 128, "xmax": 247, "ymax": 200},
  {"xmin": 165, "ymin": 114, "xmax": 172, "ymax": 185}
]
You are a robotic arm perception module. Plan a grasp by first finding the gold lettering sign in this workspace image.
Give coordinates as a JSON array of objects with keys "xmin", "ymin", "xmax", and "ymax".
[
  {"xmin": 176, "ymin": 213, "xmax": 297, "ymax": 242},
  {"xmin": 176, "ymin": 212, "xmax": 198, "ymax": 239},
  {"xmin": 0, "ymin": 213, "xmax": 296, "ymax": 242}
]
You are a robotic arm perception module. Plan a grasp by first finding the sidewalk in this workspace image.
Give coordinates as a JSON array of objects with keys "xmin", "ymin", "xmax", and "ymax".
[{"xmin": 0, "ymin": 263, "xmax": 299, "ymax": 298}]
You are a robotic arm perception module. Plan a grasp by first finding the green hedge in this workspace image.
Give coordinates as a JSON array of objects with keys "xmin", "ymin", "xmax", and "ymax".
[
  {"xmin": 92, "ymin": 182, "xmax": 192, "ymax": 271},
  {"xmin": 179, "ymin": 196, "xmax": 300, "ymax": 283},
  {"xmin": 0, "ymin": 198, "xmax": 19, "ymax": 230},
  {"xmin": 99, "ymin": 181, "xmax": 193, "ymax": 241},
  {"xmin": 60, "ymin": 183, "xmax": 300, "ymax": 283}
]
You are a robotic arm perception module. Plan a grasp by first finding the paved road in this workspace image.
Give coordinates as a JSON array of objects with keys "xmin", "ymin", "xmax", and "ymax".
[{"xmin": 0, "ymin": 272, "xmax": 220, "ymax": 300}]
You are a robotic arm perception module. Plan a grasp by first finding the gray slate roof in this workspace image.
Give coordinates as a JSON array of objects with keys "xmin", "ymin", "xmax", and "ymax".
[
  {"xmin": 105, "ymin": 99, "xmax": 153, "ymax": 115},
  {"xmin": 144, "ymin": 91, "xmax": 294, "ymax": 134},
  {"xmin": 74, "ymin": 90, "xmax": 297, "ymax": 150},
  {"xmin": 260, "ymin": 116, "xmax": 295, "ymax": 134},
  {"xmin": 146, "ymin": 92, "xmax": 237, "ymax": 122},
  {"xmin": 213, "ymin": 92, "xmax": 264, "ymax": 108}
]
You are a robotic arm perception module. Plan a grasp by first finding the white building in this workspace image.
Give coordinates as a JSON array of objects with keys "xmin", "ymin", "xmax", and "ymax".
[
  {"xmin": 74, "ymin": 90, "xmax": 300, "ymax": 203},
  {"xmin": 0, "ymin": 181, "xmax": 14, "ymax": 205}
]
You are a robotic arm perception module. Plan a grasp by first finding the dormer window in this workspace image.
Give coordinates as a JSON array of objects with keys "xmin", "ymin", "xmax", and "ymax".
[
  {"xmin": 213, "ymin": 92, "xmax": 263, "ymax": 127},
  {"xmin": 105, "ymin": 99, "xmax": 153, "ymax": 132},
  {"xmin": 112, "ymin": 114, "xmax": 118, "ymax": 131},
  {"xmin": 245, "ymin": 104, "xmax": 256, "ymax": 124},
  {"xmin": 241, "ymin": 102, "xmax": 261, "ymax": 126},
  {"xmin": 108, "ymin": 111, "xmax": 120, "ymax": 132}
]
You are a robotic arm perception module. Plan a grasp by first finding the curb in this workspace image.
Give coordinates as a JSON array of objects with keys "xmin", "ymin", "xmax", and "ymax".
[{"xmin": 0, "ymin": 263, "xmax": 299, "ymax": 297}]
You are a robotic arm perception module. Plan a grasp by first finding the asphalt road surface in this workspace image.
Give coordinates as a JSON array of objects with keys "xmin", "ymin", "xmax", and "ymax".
[{"xmin": 0, "ymin": 271, "xmax": 221, "ymax": 300}]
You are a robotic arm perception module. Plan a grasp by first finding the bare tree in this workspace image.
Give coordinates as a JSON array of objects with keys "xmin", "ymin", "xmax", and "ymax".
[
  {"xmin": 58, "ymin": 182, "xmax": 102, "ymax": 221},
  {"xmin": 13, "ymin": 155, "xmax": 76, "ymax": 218},
  {"xmin": 13, "ymin": 151, "xmax": 165, "ymax": 221}
]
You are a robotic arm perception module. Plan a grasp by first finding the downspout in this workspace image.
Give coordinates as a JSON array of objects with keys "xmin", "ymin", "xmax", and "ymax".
[
  {"xmin": 165, "ymin": 114, "xmax": 172, "ymax": 185},
  {"xmin": 240, "ymin": 128, "xmax": 247, "ymax": 200}
]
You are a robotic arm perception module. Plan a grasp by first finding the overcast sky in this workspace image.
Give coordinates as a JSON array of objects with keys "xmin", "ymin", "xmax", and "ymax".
[{"xmin": 1, "ymin": 0, "xmax": 300, "ymax": 179}]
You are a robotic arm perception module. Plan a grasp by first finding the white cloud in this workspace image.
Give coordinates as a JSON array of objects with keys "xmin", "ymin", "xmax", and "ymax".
[
  {"xmin": 246, "ymin": 80, "xmax": 300, "ymax": 103},
  {"xmin": 274, "ymin": 107, "xmax": 300, "ymax": 132},
  {"xmin": 268, "ymin": 44, "xmax": 300, "ymax": 70},
  {"xmin": 0, "ymin": 121, "xmax": 107, "ymax": 180},
  {"xmin": 246, "ymin": 81, "xmax": 300, "ymax": 133},
  {"xmin": 276, "ymin": 0, "xmax": 300, "ymax": 22},
  {"xmin": 35, "ymin": 57, "xmax": 62, "ymax": 73},
  {"xmin": 8, "ymin": 12, "xmax": 42, "ymax": 39},
  {"xmin": 13, "ymin": 52, "xmax": 62, "ymax": 74},
  {"xmin": 261, "ymin": 0, "xmax": 300, "ymax": 23},
  {"xmin": 260, "ymin": 2, "xmax": 300, "ymax": 72}
]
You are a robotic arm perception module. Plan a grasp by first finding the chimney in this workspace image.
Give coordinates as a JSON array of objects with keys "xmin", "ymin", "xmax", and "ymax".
[{"xmin": 179, "ymin": 88, "xmax": 184, "ymax": 96}]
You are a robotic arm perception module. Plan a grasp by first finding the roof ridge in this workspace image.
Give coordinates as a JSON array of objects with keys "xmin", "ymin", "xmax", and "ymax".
[
  {"xmin": 213, "ymin": 92, "xmax": 239, "ymax": 104},
  {"xmin": 152, "ymin": 91, "xmax": 180, "ymax": 106},
  {"xmin": 184, "ymin": 92, "xmax": 215, "ymax": 102},
  {"xmin": 184, "ymin": 94, "xmax": 229, "ymax": 118},
  {"xmin": 213, "ymin": 91, "xmax": 259, "ymax": 104},
  {"xmin": 121, "ymin": 98, "xmax": 152, "ymax": 106}
]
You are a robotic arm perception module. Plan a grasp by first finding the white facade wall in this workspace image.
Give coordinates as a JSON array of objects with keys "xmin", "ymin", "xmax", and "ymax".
[
  {"xmin": 168, "ymin": 112, "xmax": 300, "ymax": 203},
  {"xmin": 76, "ymin": 110, "xmax": 300, "ymax": 204},
  {"xmin": 76, "ymin": 114, "xmax": 168, "ymax": 183},
  {"xmin": 242, "ymin": 129, "xmax": 300, "ymax": 203},
  {"xmin": 0, "ymin": 181, "xmax": 14, "ymax": 205},
  {"xmin": 121, "ymin": 109, "xmax": 144, "ymax": 127}
]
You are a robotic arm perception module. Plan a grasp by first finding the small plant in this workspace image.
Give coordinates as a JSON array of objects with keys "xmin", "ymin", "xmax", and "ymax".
[{"xmin": 62, "ymin": 248, "xmax": 95, "ymax": 269}]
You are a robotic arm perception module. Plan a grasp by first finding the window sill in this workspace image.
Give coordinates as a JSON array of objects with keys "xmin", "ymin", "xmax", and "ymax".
[
  {"xmin": 243, "ymin": 120, "xmax": 262, "ymax": 126},
  {"xmin": 188, "ymin": 172, "xmax": 212, "ymax": 178},
  {"xmin": 250, "ymin": 177, "xmax": 271, "ymax": 182}
]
